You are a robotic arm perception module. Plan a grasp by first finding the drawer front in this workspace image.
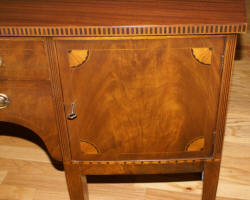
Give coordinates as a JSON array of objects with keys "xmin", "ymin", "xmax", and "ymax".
[
  {"xmin": 56, "ymin": 36, "xmax": 226, "ymax": 161},
  {"xmin": 0, "ymin": 38, "xmax": 50, "ymax": 80},
  {"xmin": 0, "ymin": 80, "xmax": 61, "ymax": 161}
]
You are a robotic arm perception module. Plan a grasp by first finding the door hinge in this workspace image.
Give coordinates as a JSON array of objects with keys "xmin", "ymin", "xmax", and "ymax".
[
  {"xmin": 212, "ymin": 131, "xmax": 217, "ymax": 151},
  {"xmin": 220, "ymin": 53, "xmax": 225, "ymax": 73}
]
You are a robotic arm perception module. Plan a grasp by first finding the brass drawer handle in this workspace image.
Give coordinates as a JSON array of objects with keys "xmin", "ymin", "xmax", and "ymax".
[
  {"xmin": 0, "ymin": 93, "xmax": 10, "ymax": 109},
  {"xmin": 0, "ymin": 57, "xmax": 2, "ymax": 67},
  {"xmin": 67, "ymin": 103, "xmax": 77, "ymax": 120}
]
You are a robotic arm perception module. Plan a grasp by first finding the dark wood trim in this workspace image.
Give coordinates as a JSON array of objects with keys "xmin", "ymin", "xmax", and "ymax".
[
  {"xmin": 76, "ymin": 158, "xmax": 220, "ymax": 175},
  {"xmin": 0, "ymin": 0, "xmax": 247, "ymax": 29},
  {"xmin": 78, "ymin": 159, "xmax": 206, "ymax": 175},
  {"xmin": 77, "ymin": 158, "xmax": 219, "ymax": 165},
  {"xmin": 0, "ymin": 24, "xmax": 247, "ymax": 37}
]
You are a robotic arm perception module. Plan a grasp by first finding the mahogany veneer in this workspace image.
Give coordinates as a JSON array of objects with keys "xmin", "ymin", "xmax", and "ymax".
[{"xmin": 0, "ymin": 0, "xmax": 247, "ymax": 200}]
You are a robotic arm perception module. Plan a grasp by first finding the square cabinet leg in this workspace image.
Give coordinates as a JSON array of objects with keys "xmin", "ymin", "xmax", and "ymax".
[
  {"xmin": 202, "ymin": 160, "xmax": 221, "ymax": 200},
  {"xmin": 64, "ymin": 163, "xmax": 89, "ymax": 200}
]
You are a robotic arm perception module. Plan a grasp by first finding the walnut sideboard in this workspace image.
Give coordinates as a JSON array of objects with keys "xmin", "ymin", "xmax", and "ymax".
[{"xmin": 0, "ymin": 0, "xmax": 247, "ymax": 199}]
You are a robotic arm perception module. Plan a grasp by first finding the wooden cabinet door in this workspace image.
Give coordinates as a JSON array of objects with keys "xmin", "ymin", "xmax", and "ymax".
[{"xmin": 55, "ymin": 36, "xmax": 225, "ymax": 161}]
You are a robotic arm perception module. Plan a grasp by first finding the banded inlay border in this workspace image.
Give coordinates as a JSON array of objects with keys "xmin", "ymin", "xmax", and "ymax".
[
  {"xmin": 79, "ymin": 158, "xmax": 220, "ymax": 165},
  {"xmin": 0, "ymin": 24, "xmax": 247, "ymax": 37}
]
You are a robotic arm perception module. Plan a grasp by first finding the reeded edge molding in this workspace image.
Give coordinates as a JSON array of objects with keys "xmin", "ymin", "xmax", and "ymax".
[
  {"xmin": 79, "ymin": 158, "xmax": 220, "ymax": 165},
  {"xmin": 0, "ymin": 23, "xmax": 247, "ymax": 37},
  {"xmin": 213, "ymin": 35, "xmax": 238, "ymax": 158}
]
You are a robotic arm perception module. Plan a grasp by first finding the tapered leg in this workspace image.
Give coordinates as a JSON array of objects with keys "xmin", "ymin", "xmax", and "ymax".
[
  {"xmin": 202, "ymin": 160, "xmax": 221, "ymax": 200},
  {"xmin": 64, "ymin": 163, "xmax": 89, "ymax": 200}
]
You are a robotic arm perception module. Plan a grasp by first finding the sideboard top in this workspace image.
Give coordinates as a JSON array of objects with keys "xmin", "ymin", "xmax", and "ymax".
[{"xmin": 0, "ymin": 0, "xmax": 247, "ymax": 37}]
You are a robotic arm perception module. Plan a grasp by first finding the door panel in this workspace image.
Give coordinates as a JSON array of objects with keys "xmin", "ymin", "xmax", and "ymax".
[{"xmin": 55, "ymin": 36, "xmax": 225, "ymax": 161}]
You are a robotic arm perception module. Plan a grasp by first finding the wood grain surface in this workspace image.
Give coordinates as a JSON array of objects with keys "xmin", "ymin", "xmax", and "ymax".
[
  {"xmin": 0, "ymin": 32, "xmax": 250, "ymax": 200},
  {"xmin": 0, "ymin": 2, "xmax": 249, "ymax": 199},
  {"xmin": 56, "ymin": 36, "xmax": 224, "ymax": 162},
  {"xmin": 0, "ymin": 0, "xmax": 246, "ymax": 26},
  {"xmin": 0, "ymin": 81, "xmax": 62, "ymax": 161},
  {"xmin": 0, "ymin": 38, "xmax": 50, "ymax": 80},
  {"xmin": 0, "ymin": 0, "xmax": 247, "ymax": 37}
]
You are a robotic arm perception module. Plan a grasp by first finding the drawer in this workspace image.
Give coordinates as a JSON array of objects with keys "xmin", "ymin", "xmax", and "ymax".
[
  {"xmin": 0, "ymin": 80, "xmax": 61, "ymax": 161},
  {"xmin": 55, "ymin": 36, "xmax": 226, "ymax": 161},
  {"xmin": 0, "ymin": 38, "xmax": 50, "ymax": 80}
]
